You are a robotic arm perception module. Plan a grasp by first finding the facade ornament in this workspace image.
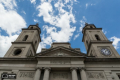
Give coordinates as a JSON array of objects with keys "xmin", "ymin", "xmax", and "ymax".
[
  {"xmin": 44, "ymin": 67, "xmax": 51, "ymax": 71},
  {"xmin": 79, "ymin": 67, "xmax": 86, "ymax": 71},
  {"xmin": 35, "ymin": 67, "xmax": 42, "ymax": 70},
  {"xmin": 36, "ymin": 23, "xmax": 39, "ymax": 26},
  {"xmin": 85, "ymin": 22, "xmax": 88, "ymax": 26},
  {"xmin": 70, "ymin": 67, "xmax": 78, "ymax": 71}
]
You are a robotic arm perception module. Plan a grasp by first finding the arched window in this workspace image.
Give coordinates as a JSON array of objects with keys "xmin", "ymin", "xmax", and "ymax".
[
  {"xmin": 23, "ymin": 35, "xmax": 28, "ymax": 41},
  {"xmin": 95, "ymin": 34, "xmax": 100, "ymax": 40}
]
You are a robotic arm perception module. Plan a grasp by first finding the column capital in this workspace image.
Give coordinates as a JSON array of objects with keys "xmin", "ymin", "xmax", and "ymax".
[
  {"xmin": 70, "ymin": 67, "xmax": 78, "ymax": 70},
  {"xmin": 79, "ymin": 67, "xmax": 86, "ymax": 71},
  {"xmin": 44, "ymin": 67, "xmax": 51, "ymax": 70},
  {"xmin": 35, "ymin": 67, "xmax": 42, "ymax": 70},
  {"xmin": 70, "ymin": 67, "xmax": 78, "ymax": 71}
]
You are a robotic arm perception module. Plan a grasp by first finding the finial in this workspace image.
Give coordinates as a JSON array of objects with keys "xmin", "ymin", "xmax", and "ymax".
[
  {"xmin": 85, "ymin": 22, "xmax": 88, "ymax": 25},
  {"xmin": 36, "ymin": 23, "xmax": 39, "ymax": 26}
]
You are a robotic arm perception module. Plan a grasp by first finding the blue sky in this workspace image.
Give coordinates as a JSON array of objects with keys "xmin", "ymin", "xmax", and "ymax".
[{"xmin": 0, "ymin": 0, "xmax": 120, "ymax": 57}]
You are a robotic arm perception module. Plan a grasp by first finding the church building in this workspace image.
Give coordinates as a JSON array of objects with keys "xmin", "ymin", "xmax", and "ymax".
[{"xmin": 0, "ymin": 23, "xmax": 120, "ymax": 80}]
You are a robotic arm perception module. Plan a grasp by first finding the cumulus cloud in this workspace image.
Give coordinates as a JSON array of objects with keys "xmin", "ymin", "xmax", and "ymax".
[
  {"xmin": 86, "ymin": 3, "xmax": 88, "ymax": 9},
  {"xmin": 22, "ymin": 10, "xmax": 26, "ymax": 14},
  {"xmin": 0, "ymin": 0, "xmax": 26, "ymax": 36},
  {"xmin": 36, "ymin": 0, "xmax": 76, "ymax": 52},
  {"xmin": 30, "ymin": 0, "xmax": 36, "ymax": 4},
  {"xmin": 110, "ymin": 36, "xmax": 120, "ymax": 49},
  {"xmin": 0, "ymin": 0, "xmax": 17, "ymax": 10},
  {"xmin": 79, "ymin": 16, "xmax": 87, "ymax": 32},
  {"xmin": 0, "ymin": 0, "xmax": 26, "ymax": 57},
  {"xmin": 102, "ymin": 30, "xmax": 107, "ymax": 34},
  {"xmin": 71, "ymin": 16, "xmax": 87, "ymax": 41},
  {"xmin": 34, "ymin": 19, "xmax": 38, "ymax": 22},
  {"xmin": 74, "ymin": 33, "xmax": 79, "ymax": 40},
  {"xmin": 0, "ymin": 34, "xmax": 18, "ymax": 57},
  {"xmin": 91, "ymin": 4, "xmax": 96, "ymax": 6},
  {"xmin": 86, "ymin": 3, "xmax": 96, "ymax": 9}
]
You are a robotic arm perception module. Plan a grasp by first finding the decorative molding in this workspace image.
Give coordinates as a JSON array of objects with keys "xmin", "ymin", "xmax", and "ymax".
[
  {"xmin": 50, "ymin": 59, "xmax": 71, "ymax": 64},
  {"xmin": 85, "ymin": 58, "xmax": 120, "ymax": 62},
  {"xmin": 35, "ymin": 67, "xmax": 42, "ymax": 70},
  {"xmin": 79, "ymin": 67, "xmax": 86, "ymax": 71},
  {"xmin": 44, "ymin": 67, "xmax": 51, "ymax": 71},
  {"xmin": 87, "ymin": 72, "xmax": 105, "ymax": 79},
  {"xmin": 52, "ymin": 72, "xmax": 68, "ymax": 79},
  {"xmin": 70, "ymin": 67, "xmax": 78, "ymax": 71},
  {"xmin": 19, "ymin": 72, "xmax": 35, "ymax": 78}
]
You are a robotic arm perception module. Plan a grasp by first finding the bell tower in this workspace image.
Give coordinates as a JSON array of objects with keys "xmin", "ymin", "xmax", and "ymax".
[
  {"xmin": 82, "ymin": 23, "xmax": 120, "ymax": 58},
  {"xmin": 4, "ymin": 24, "xmax": 41, "ymax": 58}
]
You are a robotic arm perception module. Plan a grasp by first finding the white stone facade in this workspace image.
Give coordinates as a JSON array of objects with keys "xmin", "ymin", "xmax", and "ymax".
[{"xmin": 0, "ymin": 23, "xmax": 120, "ymax": 80}]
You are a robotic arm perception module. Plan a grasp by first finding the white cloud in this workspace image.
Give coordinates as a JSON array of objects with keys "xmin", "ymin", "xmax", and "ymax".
[
  {"xmin": 37, "ymin": 2, "xmax": 54, "ymax": 25},
  {"xmin": 110, "ymin": 36, "xmax": 120, "ymax": 49},
  {"xmin": 37, "ymin": 42, "xmax": 46, "ymax": 53},
  {"xmin": 22, "ymin": 10, "xmax": 26, "ymax": 14},
  {"xmin": 91, "ymin": 4, "xmax": 96, "ymax": 6},
  {"xmin": 0, "ymin": 0, "xmax": 17, "ymax": 10},
  {"xmin": 74, "ymin": 33, "xmax": 79, "ymax": 40},
  {"xmin": 37, "ymin": 34, "xmax": 53, "ymax": 53},
  {"xmin": 34, "ymin": 19, "xmax": 38, "ymax": 22},
  {"xmin": 102, "ymin": 30, "xmax": 107, "ymax": 34},
  {"xmin": 86, "ymin": 3, "xmax": 96, "ymax": 9},
  {"xmin": 79, "ymin": 16, "xmax": 87, "ymax": 32},
  {"xmin": 0, "ymin": 0, "xmax": 26, "ymax": 57},
  {"xmin": 0, "ymin": 0, "xmax": 26, "ymax": 36},
  {"xmin": 0, "ymin": 34, "xmax": 18, "ymax": 57},
  {"xmin": 30, "ymin": 0, "xmax": 36, "ymax": 4},
  {"xmin": 74, "ymin": 0, "xmax": 77, "ymax": 2},
  {"xmin": 36, "ymin": 0, "xmax": 76, "ymax": 51},
  {"xmin": 86, "ymin": 3, "xmax": 88, "ymax": 9}
]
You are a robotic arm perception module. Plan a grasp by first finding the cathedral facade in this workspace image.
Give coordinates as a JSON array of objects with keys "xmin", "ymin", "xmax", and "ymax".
[{"xmin": 0, "ymin": 23, "xmax": 120, "ymax": 80}]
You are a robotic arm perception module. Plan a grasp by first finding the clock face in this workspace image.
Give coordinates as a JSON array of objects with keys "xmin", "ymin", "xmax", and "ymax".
[{"xmin": 101, "ymin": 48, "xmax": 111, "ymax": 56}]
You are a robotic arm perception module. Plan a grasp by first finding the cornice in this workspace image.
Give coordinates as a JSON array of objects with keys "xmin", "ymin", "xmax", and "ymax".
[
  {"xmin": 0, "ymin": 57, "xmax": 120, "ymax": 62},
  {"xmin": 35, "ymin": 56, "xmax": 86, "ymax": 58},
  {"xmin": 52, "ymin": 42, "xmax": 70, "ymax": 44},
  {"xmin": 0, "ymin": 57, "xmax": 37, "ymax": 61},
  {"xmin": 85, "ymin": 58, "xmax": 120, "ymax": 62}
]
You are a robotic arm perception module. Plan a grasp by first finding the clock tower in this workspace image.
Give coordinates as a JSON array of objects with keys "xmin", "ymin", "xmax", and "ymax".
[{"xmin": 82, "ymin": 23, "xmax": 120, "ymax": 58}]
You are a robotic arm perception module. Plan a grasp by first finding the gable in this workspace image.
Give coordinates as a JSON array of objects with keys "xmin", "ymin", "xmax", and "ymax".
[
  {"xmin": 43, "ymin": 50, "xmax": 79, "ymax": 56},
  {"xmin": 36, "ymin": 46, "xmax": 86, "ymax": 57}
]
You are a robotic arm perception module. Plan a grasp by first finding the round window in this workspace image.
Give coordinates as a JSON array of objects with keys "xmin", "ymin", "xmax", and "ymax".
[{"xmin": 14, "ymin": 49, "xmax": 22, "ymax": 55}]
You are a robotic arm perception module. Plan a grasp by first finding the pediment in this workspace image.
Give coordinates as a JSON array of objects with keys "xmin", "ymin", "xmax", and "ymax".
[{"xmin": 36, "ymin": 46, "xmax": 86, "ymax": 57}]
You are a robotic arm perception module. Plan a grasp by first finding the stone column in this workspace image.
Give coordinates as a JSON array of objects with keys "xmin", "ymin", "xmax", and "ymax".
[
  {"xmin": 43, "ymin": 67, "xmax": 51, "ymax": 80},
  {"xmin": 34, "ymin": 67, "xmax": 42, "ymax": 80},
  {"xmin": 79, "ymin": 67, "xmax": 87, "ymax": 80},
  {"xmin": 71, "ymin": 67, "xmax": 78, "ymax": 80}
]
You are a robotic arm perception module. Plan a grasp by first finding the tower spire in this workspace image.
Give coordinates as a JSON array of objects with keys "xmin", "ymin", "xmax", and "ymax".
[
  {"xmin": 36, "ymin": 23, "xmax": 39, "ymax": 26},
  {"xmin": 85, "ymin": 22, "xmax": 88, "ymax": 25}
]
